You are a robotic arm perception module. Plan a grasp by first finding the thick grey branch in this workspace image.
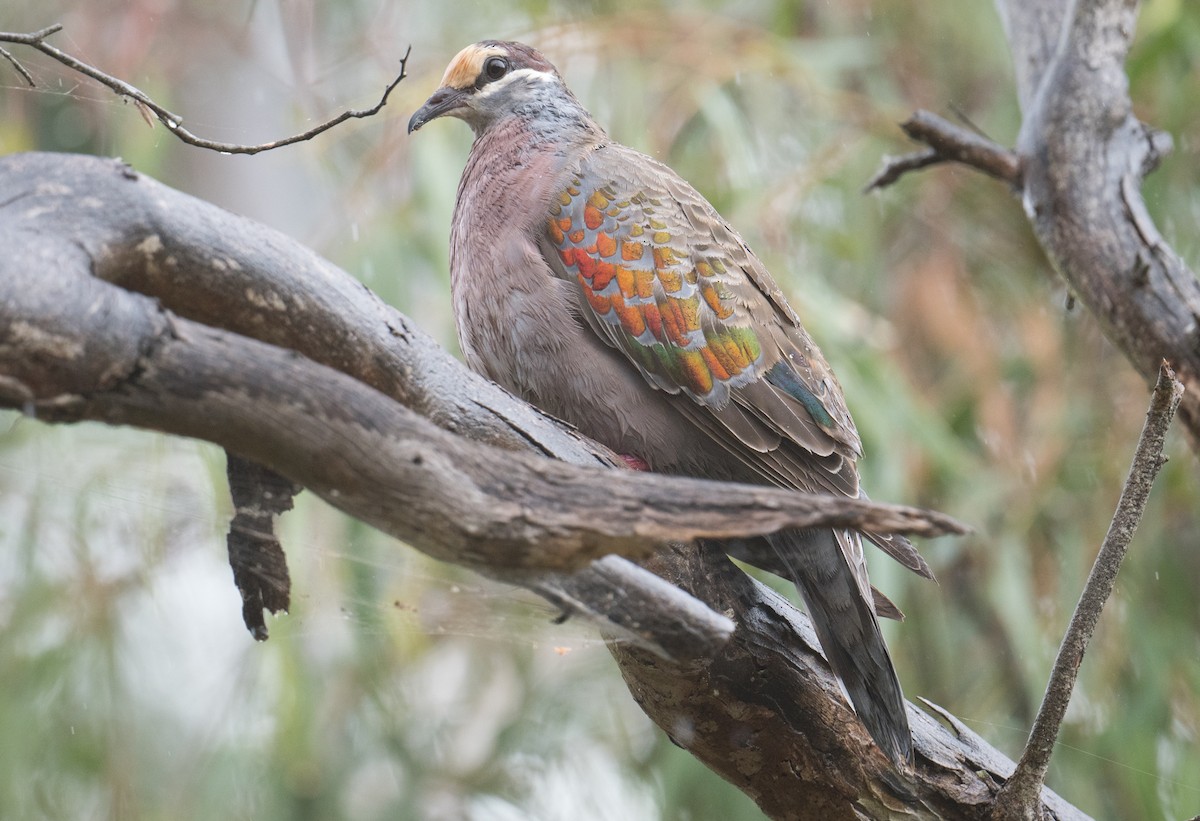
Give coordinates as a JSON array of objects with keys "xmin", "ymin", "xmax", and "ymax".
[
  {"xmin": 1003, "ymin": 1, "xmax": 1200, "ymax": 449},
  {"xmin": 612, "ymin": 546, "xmax": 1090, "ymax": 821},
  {"xmin": 0, "ymin": 155, "xmax": 962, "ymax": 550},
  {"xmin": 877, "ymin": 1, "xmax": 1199, "ymax": 816},
  {"xmin": 877, "ymin": 3, "xmax": 1200, "ymax": 456},
  {"xmin": 0, "ymin": 240, "xmax": 958, "ymax": 566},
  {"xmin": 1012, "ymin": 0, "xmax": 1200, "ymax": 454}
]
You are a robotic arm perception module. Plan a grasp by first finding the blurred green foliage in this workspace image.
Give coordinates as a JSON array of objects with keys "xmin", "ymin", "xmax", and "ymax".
[{"xmin": 2, "ymin": 0, "xmax": 1199, "ymax": 818}]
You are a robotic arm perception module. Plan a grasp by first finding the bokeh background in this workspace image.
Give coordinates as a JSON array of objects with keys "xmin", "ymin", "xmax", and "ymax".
[{"xmin": 2, "ymin": 1, "xmax": 1199, "ymax": 818}]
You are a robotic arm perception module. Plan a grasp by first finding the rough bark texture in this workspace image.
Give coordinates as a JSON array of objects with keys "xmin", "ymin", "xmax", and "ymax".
[
  {"xmin": 611, "ymin": 547, "xmax": 1093, "ymax": 821},
  {"xmin": 872, "ymin": 3, "xmax": 1200, "ymax": 459},
  {"xmin": 1, "ymin": 0, "xmax": 1191, "ymax": 811},
  {"xmin": 864, "ymin": 0, "xmax": 1198, "ymax": 816},
  {"xmin": 226, "ymin": 454, "xmax": 299, "ymax": 639},
  {"xmin": 0, "ymin": 151, "xmax": 1080, "ymax": 818},
  {"xmin": 1012, "ymin": 0, "xmax": 1200, "ymax": 452},
  {"xmin": 999, "ymin": 0, "xmax": 1200, "ymax": 461},
  {"xmin": 1, "ymin": 153, "xmax": 966, "ymax": 660}
]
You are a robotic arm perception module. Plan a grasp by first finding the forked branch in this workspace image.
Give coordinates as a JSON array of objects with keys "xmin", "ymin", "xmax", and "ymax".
[
  {"xmin": 865, "ymin": 110, "xmax": 1021, "ymax": 192},
  {"xmin": 868, "ymin": 0, "xmax": 1199, "ymax": 816},
  {"xmin": 0, "ymin": 24, "xmax": 409, "ymax": 154},
  {"xmin": 0, "ymin": 150, "xmax": 1086, "ymax": 818}
]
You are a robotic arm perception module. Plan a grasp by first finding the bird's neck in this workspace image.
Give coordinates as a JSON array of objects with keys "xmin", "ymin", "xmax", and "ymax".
[
  {"xmin": 470, "ymin": 80, "xmax": 602, "ymax": 143},
  {"xmin": 454, "ymin": 114, "xmax": 601, "ymax": 237},
  {"xmin": 469, "ymin": 106, "xmax": 603, "ymax": 157}
]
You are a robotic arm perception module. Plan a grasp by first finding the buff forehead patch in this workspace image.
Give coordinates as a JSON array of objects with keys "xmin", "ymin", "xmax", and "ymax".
[{"xmin": 440, "ymin": 44, "xmax": 507, "ymax": 89}]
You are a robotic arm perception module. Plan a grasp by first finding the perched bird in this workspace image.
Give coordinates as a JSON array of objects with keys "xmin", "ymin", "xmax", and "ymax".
[{"xmin": 409, "ymin": 40, "xmax": 931, "ymax": 765}]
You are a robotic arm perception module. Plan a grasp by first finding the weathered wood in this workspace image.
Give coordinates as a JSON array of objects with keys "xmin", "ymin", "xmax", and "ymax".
[
  {"xmin": 870, "ymin": 1, "xmax": 1197, "ymax": 816},
  {"xmin": 612, "ymin": 545, "xmax": 1090, "ymax": 821},
  {"xmin": 1012, "ymin": 0, "xmax": 1200, "ymax": 452},
  {"xmin": 0, "ymin": 150, "xmax": 1080, "ymax": 818},
  {"xmin": 0, "ymin": 216, "xmax": 958, "ymax": 565},
  {"xmin": 875, "ymin": 0, "xmax": 1200, "ymax": 453},
  {"xmin": 225, "ymin": 454, "xmax": 299, "ymax": 639}
]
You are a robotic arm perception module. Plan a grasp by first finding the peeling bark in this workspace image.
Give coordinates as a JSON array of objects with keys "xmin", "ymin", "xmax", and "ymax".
[
  {"xmin": 873, "ymin": 0, "xmax": 1200, "ymax": 452},
  {"xmin": 0, "ymin": 151, "xmax": 1081, "ymax": 817}
]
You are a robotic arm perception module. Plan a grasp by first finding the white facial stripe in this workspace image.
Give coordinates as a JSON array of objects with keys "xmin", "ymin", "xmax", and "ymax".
[{"xmin": 476, "ymin": 68, "xmax": 558, "ymax": 98}]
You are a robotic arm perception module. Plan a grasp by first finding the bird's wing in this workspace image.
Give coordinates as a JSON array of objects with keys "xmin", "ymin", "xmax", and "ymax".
[{"xmin": 540, "ymin": 142, "xmax": 862, "ymax": 497}]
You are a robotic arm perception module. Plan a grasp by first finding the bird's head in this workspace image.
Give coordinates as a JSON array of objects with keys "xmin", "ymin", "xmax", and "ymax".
[{"xmin": 407, "ymin": 41, "xmax": 572, "ymax": 136}]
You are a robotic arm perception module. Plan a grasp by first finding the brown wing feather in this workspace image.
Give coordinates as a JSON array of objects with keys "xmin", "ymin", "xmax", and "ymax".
[{"xmin": 542, "ymin": 143, "xmax": 863, "ymax": 485}]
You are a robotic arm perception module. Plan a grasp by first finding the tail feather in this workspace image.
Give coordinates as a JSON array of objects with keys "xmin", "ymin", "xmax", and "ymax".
[
  {"xmin": 719, "ymin": 536, "xmax": 907, "ymax": 620},
  {"xmin": 769, "ymin": 527, "xmax": 913, "ymax": 765},
  {"xmin": 871, "ymin": 586, "xmax": 905, "ymax": 621},
  {"xmin": 865, "ymin": 530, "xmax": 935, "ymax": 580}
]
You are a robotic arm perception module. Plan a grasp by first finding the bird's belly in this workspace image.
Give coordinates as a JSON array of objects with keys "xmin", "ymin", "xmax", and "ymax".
[
  {"xmin": 466, "ymin": 307, "xmax": 734, "ymax": 479},
  {"xmin": 537, "ymin": 365, "xmax": 753, "ymax": 483},
  {"xmin": 454, "ymin": 249, "xmax": 751, "ymax": 481}
]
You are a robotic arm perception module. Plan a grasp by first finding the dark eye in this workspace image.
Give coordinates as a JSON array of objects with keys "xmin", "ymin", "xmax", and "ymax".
[{"xmin": 483, "ymin": 56, "xmax": 509, "ymax": 82}]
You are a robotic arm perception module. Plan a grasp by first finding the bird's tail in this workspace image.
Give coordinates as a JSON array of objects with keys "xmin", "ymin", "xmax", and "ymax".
[{"xmin": 769, "ymin": 527, "xmax": 913, "ymax": 766}]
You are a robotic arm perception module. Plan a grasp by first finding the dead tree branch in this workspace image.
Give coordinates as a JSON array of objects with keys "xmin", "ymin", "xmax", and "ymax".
[
  {"xmin": 866, "ymin": 111, "xmax": 1021, "ymax": 192},
  {"xmin": 992, "ymin": 362, "xmax": 1183, "ymax": 819},
  {"xmin": 0, "ymin": 25, "xmax": 409, "ymax": 154},
  {"xmin": 612, "ymin": 544, "xmax": 1090, "ymax": 821},
  {"xmin": 868, "ymin": 0, "xmax": 1200, "ymax": 452},
  {"xmin": 0, "ymin": 151, "xmax": 1086, "ymax": 819},
  {"xmin": 0, "ymin": 151, "xmax": 963, "ymax": 645},
  {"xmin": 865, "ymin": 0, "xmax": 1198, "ymax": 816},
  {"xmin": 2, "ymin": 277, "xmax": 953, "ymax": 559}
]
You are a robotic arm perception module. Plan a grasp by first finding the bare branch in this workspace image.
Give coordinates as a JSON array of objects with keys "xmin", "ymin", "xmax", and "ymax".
[
  {"xmin": 0, "ymin": 25, "xmax": 408, "ymax": 154},
  {"xmin": 613, "ymin": 545, "xmax": 1092, "ymax": 821},
  {"xmin": 0, "ymin": 151, "xmax": 735, "ymax": 659},
  {"xmin": 0, "ymin": 151, "xmax": 963, "ymax": 667},
  {"xmin": 0, "ymin": 269, "xmax": 963, "ymax": 569},
  {"xmin": 866, "ymin": 110, "xmax": 1022, "ymax": 192},
  {"xmin": 863, "ymin": 147, "xmax": 942, "ymax": 192},
  {"xmin": 0, "ymin": 149, "xmax": 1092, "ymax": 820},
  {"xmin": 875, "ymin": 1, "xmax": 1200, "ymax": 451},
  {"xmin": 902, "ymin": 111, "xmax": 1022, "ymax": 183},
  {"xmin": 863, "ymin": 5, "xmax": 1200, "ymax": 814},
  {"xmin": 0, "ymin": 45, "xmax": 35, "ymax": 86},
  {"xmin": 0, "ymin": 156, "xmax": 964, "ymax": 550},
  {"xmin": 1010, "ymin": 0, "xmax": 1200, "ymax": 450},
  {"xmin": 992, "ymin": 362, "xmax": 1183, "ymax": 819}
]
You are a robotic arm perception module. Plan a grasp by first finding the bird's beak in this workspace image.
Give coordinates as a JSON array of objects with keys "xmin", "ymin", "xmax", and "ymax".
[{"xmin": 408, "ymin": 86, "xmax": 469, "ymax": 134}]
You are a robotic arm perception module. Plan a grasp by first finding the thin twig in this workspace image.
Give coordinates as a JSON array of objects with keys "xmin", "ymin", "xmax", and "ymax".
[
  {"xmin": 866, "ymin": 109, "xmax": 1023, "ymax": 191},
  {"xmin": 863, "ymin": 147, "xmax": 943, "ymax": 192},
  {"xmin": 0, "ymin": 44, "xmax": 35, "ymax": 86},
  {"xmin": 992, "ymin": 361, "xmax": 1184, "ymax": 820},
  {"xmin": 0, "ymin": 25, "xmax": 409, "ymax": 155}
]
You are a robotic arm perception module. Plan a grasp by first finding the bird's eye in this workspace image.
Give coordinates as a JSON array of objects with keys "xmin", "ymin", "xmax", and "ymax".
[{"xmin": 483, "ymin": 56, "xmax": 509, "ymax": 82}]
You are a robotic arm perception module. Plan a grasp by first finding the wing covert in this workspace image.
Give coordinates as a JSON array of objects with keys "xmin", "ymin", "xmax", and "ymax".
[
  {"xmin": 547, "ymin": 177, "xmax": 766, "ymax": 406},
  {"xmin": 542, "ymin": 143, "xmax": 863, "ymax": 476}
]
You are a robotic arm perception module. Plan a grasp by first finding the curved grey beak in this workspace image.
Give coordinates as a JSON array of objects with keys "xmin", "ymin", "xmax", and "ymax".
[{"xmin": 408, "ymin": 86, "xmax": 469, "ymax": 134}]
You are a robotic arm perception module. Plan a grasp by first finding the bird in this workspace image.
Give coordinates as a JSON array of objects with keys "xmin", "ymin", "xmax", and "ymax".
[{"xmin": 408, "ymin": 40, "xmax": 932, "ymax": 766}]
